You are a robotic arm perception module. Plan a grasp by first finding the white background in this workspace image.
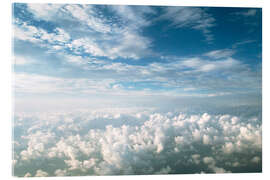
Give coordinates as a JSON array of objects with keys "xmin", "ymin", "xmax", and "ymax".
[{"xmin": 1, "ymin": 0, "xmax": 269, "ymax": 179}]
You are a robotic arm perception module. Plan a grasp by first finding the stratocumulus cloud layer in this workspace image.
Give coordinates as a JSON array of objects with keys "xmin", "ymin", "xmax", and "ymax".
[{"xmin": 13, "ymin": 108, "xmax": 261, "ymax": 177}]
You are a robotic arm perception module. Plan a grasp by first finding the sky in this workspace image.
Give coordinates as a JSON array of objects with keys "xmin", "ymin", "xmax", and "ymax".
[
  {"xmin": 12, "ymin": 3, "xmax": 262, "ymax": 177},
  {"xmin": 12, "ymin": 3, "xmax": 262, "ymax": 113}
]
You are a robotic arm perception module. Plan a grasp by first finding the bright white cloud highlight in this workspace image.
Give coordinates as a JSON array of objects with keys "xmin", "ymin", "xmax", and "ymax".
[
  {"xmin": 21, "ymin": 4, "xmax": 154, "ymax": 60},
  {"xmin": 13, "ymin": 109, "xmax": 262, "ymax": 176}
]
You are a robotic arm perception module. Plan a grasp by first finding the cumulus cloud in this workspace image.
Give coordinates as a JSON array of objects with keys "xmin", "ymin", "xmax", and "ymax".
[
  {"xmin": 19, "ymin": 130, "xmax": 56, "ymax": 162},
  {"xmin": 35, "ymin": 169, "xmax": 49, "ymax": 177},
  {"xmin": 54, "ymin": 169, "xmax": 67, "ymax": 176},
  {"xmin": 13, "ymin": 108, "xmax": 261, "ymax": 177},
  {"xmin": 24, "ymin": 172, "xmax": 32, "ymax": 177},
  {"xmin": 203, "ymin": 157, "xmax": 229, "ymax": 173}
]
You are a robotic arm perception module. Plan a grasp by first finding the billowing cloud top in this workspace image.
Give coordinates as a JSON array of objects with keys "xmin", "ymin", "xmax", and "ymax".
[{"xmin": 13, "ymin": 108, "xmax": 261, "ymax": 176}]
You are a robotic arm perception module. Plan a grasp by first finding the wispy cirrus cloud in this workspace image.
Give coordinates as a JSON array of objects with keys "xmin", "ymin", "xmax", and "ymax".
[
  {"xmin": 159, "ymin": 7, "xmax": 216, "ymax": 42},
  {"xmin": 234, "ymin": 9, "xmax": 258, "ymax": 17},
  {"xmin": 21, "ymin": 4, "xmax": 155, "ymax": 60},
  {"xmin": 203, "ymin": 49, "xmax": 235, "ymax": 59},
  {"xmin": 232, "ymin": 40, "xmax": 256, "ymax": 49},
  {"xmin": 62, "ymin": 4, "xmax": 113, "ymax": 33},
  {"xmin": 13, "ymin": 18, "xmax": 71, "ymax": 48},
  {"xmin": 111, "ymin": 5, "xmax": 156, "ymax": 28}
]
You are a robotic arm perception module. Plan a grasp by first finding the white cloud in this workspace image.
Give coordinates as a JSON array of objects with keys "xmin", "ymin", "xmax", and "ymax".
[
  {"xmin": 13, "ymin": 5, "xmax": 260, "ymax": 100},
  {"xmin": 54, "ymin": 169, "xmax": 67, "ymax": 176},
  {"xmin": 204, "ymin": 49, "xmax": 235, "ymax": 59},
  {"xmin": 64, "ymin": 54, "xmax": 89, "ymax": 66},
  {"xmin": 232, "ymin": 40, "xmax": 256, "ymax": 49},
  {"xmin": 63, "ymin": 4, "xmax": 112, "ymax": 33},
  {"xmin": 181, "ymin": 58, "xmax": 201, "ymax": 68},
  {"xmin": 203, "ymin": 135, "xmax": 211, "ymax": 145},
  {"xmin": 68, "ymin": 38, "xmax": 104, "ymax": 57},
  {"xmin": 24, "ymin": 172, "xmax": 32, "ymax": 177},
  {"xmin": 235, "ymin": 9, "xmax": 258, "ymax": 17},
  {"xmin": 13, "ymin": 56, "xmax": 33, "ymax": 65},
  {"xmin": 27, "ymin": 4, "xmax": 64, "ymax": 21},
  {"xmin": 20, "ymin": 130, "xmax": 55, "ymax": 161},
  {"xmin": 159, "ymin": 7, "xmax": 215, "ymax": 42},
  {"xmin": 65, "ymin": 29, "xmax": 152, "ymax": 60},
  {"xmin": 203, "ymin": 157, "xmax": 230, "ymax": 173},
  {"xmin": 13, "ymin": 52, "xmax": 259, "ymax": 101},
  {"xmin": 203, "ymin": 157, "xmax": 215, "ymax": 165},
  {"xmin": 13, "ymin": 109, "xmax": 261, "ymax": 176},
  {"xmin": 14, "ymin": 72, "xmax": 116, "ymax": 95},
  {"xmin": 83, "ymin": 158, "xmax": 97, "ymax": 169},
  {"xmin": 65, "ymin": 159, "xmax": 83, "ymax": 171},
  {"xmin": 222, "ymin": 142, "xmax": 235, "ymax": 154},
  {"xmin": 13, "ymin": 19, "xmax": 70, "ymax": 49},
  {"xmin": 180, "ymin": 57, "xmax": 241, "ymax": 73},
  {"xmin": 155, "ymin": 166, "xmax": 171, "ymax": 174},
  {"xmin": 108, "ymin": 30, "xmax": 152, "ymax": 59},
  {"xmin": 13, "ymin": 22, "xmax": 42, "ymax": 43},
  {"xmin": 35, "ymin": 169, "xmax": 49, "ymax": 177},
  {"xmin": 23, "ymin": 4, "xmax": 153, "ymax": 60},
  {"xmin": 27, "ymin": 3, "xmax": 112, "ymax": 35},
  {"xmin": 111, "ymin": 5, "xmax": 156, "ymax": 28}
]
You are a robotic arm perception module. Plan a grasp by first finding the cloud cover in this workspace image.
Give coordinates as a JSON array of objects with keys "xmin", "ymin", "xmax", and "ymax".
[
  {"xmin": 14, "ymin": 4, "xmax": 155, "ymax": 60},
  {"xmin": 12, "ymin": 4, "xmax": 262, "ymax": 177},
  {"xmin": 13, "ymin": 4, "xmax": 262, "ymax": 106},
  {"xmin": 13, "ymin": 108, "xmax": 262, "ymax": 176}
]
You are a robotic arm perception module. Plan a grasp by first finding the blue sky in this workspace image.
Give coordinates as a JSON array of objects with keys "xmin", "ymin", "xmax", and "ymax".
[{"xmin": 12, "ymin": 3, "xmax": 262, "ymax": 112}]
